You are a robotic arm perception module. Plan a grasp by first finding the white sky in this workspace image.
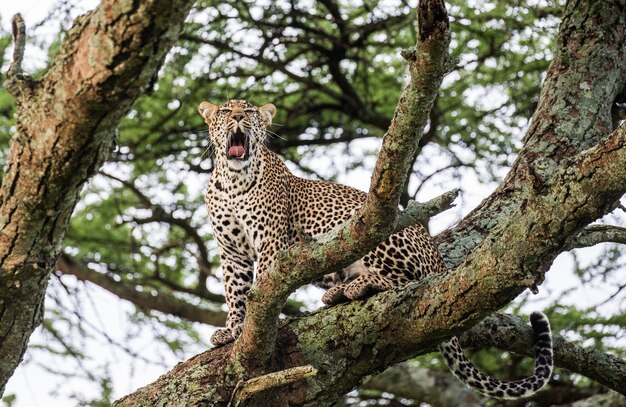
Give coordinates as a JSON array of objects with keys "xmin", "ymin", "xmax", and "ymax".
[{"xmin": 1, "ymin": 1, "xmax": 625, "ymax": 406}]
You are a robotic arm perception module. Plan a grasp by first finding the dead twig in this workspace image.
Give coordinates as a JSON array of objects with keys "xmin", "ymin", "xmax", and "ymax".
[
  {"xmin": 396, "ymin": 188, "xmax": 460, "ymax": 230},
  {"xmin": 228, "ymin": 365, "xmax": 318, "ymax": 407},
  {"xmin": 5, "ymin": 13, "xmax": 36, "ymax": 99}
]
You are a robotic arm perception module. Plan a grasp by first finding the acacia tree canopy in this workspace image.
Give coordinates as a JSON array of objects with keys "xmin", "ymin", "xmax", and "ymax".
[{"xmin": 1, "ymin": 0, "xmax": 625, "ymax": 406}]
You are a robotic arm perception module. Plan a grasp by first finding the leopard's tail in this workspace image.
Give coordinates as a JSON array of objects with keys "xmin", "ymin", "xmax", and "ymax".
[{"xmin": 440, "ymin": 312, "xmax": 553, "ymax": 399}]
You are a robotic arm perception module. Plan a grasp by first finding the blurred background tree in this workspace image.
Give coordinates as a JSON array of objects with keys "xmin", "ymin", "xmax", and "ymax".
[{"xmin": 1, "ymin": 0, "xmax": 624, "ymax": 405}]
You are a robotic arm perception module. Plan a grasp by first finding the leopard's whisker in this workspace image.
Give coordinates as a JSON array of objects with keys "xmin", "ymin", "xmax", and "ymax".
[{"xmin": 265, "ymin": 129, "xmax": 287, "ymax": 141}]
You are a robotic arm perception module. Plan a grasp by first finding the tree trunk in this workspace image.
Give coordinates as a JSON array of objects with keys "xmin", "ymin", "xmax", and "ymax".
[{"xmin": 0, "ymin": 0, "xmax": 195, "ymax": 395}]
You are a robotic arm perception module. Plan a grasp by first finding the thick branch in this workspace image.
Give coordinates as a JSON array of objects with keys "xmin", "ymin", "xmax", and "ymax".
[
  {"xmin": 56, "ymin": 253, "xmax": 227, "ymax": 326},
  {"xmin": 114, "ymin": 289, "xmax": 626, "ymax": 406},
  {"xmin": 435, "ymin": 0, "xmax": 626, "ymax": 269},
  {"xmin": 234, "ymin": 0, "xmax": 452, "ymax": 371}
]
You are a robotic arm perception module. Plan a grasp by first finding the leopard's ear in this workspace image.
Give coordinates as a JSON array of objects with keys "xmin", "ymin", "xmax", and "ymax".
[
  {"xmin": 259, "ymin": 103, "xmax": 276, "ymax": 124},
  {"xmin": 198, "ymin": 102, "xmax": 218, "ymax": 121}
]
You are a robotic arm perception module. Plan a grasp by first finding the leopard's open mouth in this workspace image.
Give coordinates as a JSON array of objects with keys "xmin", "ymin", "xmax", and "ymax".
[{"xmin": 226, "ymin": 128, "xmax": 249, "ymax": 160}]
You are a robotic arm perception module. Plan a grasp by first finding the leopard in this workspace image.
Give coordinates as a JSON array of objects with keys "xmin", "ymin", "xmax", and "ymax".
[{"xmin": 199, "ymin": 99, "xmax": 554, "ymax": 400}]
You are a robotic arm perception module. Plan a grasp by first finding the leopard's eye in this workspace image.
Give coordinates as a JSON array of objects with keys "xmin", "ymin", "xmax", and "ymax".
[
  {"xmin": 244, "ymin": 109, "xmax": 257, "ymax": 113},
  {"xmin": 218, "ymin": 108, "xmax": 232, "ymax": 113}
]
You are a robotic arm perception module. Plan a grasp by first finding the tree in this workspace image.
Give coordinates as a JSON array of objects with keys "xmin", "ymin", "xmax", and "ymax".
[{"xmin": 1, "ymin": 0, "xmax": 625, "ymax": 406}]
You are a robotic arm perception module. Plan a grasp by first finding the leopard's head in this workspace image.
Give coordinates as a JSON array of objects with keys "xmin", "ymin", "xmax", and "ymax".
[{"xmin": 198, "ymin": 99, "xmax": 276, "ymax": 170}]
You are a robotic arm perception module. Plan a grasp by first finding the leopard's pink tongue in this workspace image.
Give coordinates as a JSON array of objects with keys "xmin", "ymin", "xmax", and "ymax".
[{"xmin": 229, "ymin": 145, "xmax": 245, "ymax": 158}]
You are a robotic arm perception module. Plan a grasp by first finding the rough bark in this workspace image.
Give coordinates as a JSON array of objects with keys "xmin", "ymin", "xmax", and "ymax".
[
  {"xmin": 435, "ymin": 0, "xmax": 626, "ymax": 269},
  {"xmin": 114, "ymin": 1, "xmax": 626, "ymax": 405},
  {"xmin": 0, "ymin": 0, "xmax": 195, "ymax": 395},
  {"xmin": 114, "ymin": 302, "xmax": 626, "ymax": 406}
]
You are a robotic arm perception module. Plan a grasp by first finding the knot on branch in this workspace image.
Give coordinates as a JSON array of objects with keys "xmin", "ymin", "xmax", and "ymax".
[{"xmin": 401, "ymin": 47, "xmax": 417, "ymax": 62}]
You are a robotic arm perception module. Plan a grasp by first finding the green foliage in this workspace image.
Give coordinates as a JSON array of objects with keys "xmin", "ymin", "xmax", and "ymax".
[
  {"xmin": 69, "ymin": 373, "xmax": 114, "ymax": 407},
  {"xmin": 1, "ymin": 394, "xmax": 16, "ymax": 407}
]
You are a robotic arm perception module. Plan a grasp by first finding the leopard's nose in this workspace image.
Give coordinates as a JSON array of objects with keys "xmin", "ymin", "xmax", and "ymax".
[{"xmin": 232, "ymin": 113, "xmax": 245, "ymax": 122}]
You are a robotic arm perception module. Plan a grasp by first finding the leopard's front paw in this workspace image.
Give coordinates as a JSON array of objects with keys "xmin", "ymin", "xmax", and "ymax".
[
  {"xmin": 344, "ymin": 275, "xmax": 391, "ymax": 301},
  {"xmin": 322, "ymin": 284, "xmax": 348, "ymax": 305},
  {"xmin": 210, "ymin": 328, "xmax": 234, "ymax": 347},
  {"xmin": 230, "ymin": 323, "xmax": 243, "ymax": 339}
]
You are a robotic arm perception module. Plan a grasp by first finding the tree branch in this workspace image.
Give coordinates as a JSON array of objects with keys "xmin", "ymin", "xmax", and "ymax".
[
  {"xmin": 56, "ymin": 253, "xmax": 227, "ymax": 326},
  {"xmin": 396, "ymin": 188, "xmax": 460, "ymax": 230},
  {"xmin": 102, "ymin": 171, "xmax": 216, "ymax": 280},
  {"xmin": 570, "ymin": 391, "xmax": 626, "ymax": 406},
  {"xmin": 566, "ymin": 224, "xmax": 626, "ymax": 249},
  {"xmin": 503, "ymin": 385, "xmax": 601, "ymax": 407},
  {"xmin": 361, "ymin": 362, "xmax": 484, "ymax": 406},
  {"xmin": 229, "ymin": 365, "xmax": 318, "ymax": 407},
  {"xmin": 7, "ymin": 14, "xmax": 25, "ymax": 78},
  {"xmin": 113, "ymin": 285, "xmax": 626, "ymax": 406},
  {"xmin": 4, "ymin": 14, "xmax": 35, "ymax": 100},
  {"xmin": 435, "ymin": 0, "xmax": 626, "ymax": 269}
]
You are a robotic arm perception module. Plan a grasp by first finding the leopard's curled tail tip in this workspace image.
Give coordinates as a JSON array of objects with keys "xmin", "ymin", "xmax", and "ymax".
[{"xmin": 441, "ymin": 312, "xmax": 553, "ymax": 400}]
